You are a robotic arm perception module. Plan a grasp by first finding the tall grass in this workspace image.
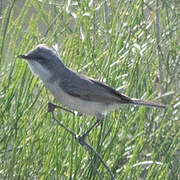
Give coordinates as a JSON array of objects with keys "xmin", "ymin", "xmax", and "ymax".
[{"xmin": 0, "ymin": 0, "xmax": 179, "ymax": 179}]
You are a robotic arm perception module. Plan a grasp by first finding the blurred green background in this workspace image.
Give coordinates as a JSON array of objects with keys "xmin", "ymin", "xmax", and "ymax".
[{"xmin": 0, "ymin": 0, "xmax": 179, "ymax": 179}]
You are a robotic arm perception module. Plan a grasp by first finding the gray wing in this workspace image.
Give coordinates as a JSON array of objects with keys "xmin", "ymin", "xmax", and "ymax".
[{"xmin": 59, "ymin": 71, "xmax": 132, "ymax": 104}]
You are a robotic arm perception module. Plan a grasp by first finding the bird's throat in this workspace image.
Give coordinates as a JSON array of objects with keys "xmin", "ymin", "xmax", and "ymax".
[{"xmin": 27, "ymin": 61, "xmax": 52, "ymax": 82}]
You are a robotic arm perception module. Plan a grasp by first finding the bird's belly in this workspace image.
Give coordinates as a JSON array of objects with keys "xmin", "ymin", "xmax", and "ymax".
[{"xmin": 45, "ymin": 81, "xmax": 111, "ymax": 116}]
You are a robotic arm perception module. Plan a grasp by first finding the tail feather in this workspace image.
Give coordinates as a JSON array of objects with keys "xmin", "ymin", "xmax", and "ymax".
[{"xmin": 130, "ymin": 98, "xmax": 167, "ymax": 108}]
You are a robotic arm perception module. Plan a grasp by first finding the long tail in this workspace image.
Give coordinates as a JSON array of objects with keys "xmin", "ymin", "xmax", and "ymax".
[{"xmin": 130, "ymin": 98, "xmax": 167, "ymax": 108}]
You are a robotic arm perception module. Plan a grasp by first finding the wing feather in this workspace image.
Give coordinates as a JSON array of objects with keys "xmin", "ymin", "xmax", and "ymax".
[{"xmin": 59, "ymin": 71, "xmax": 132, "ymax": 104}]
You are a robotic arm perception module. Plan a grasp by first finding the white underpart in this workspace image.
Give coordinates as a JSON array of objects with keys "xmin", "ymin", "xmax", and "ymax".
[
  {"xmin": 28, "ymin": 61, "xmax": 52, "ymax": 81},
  {"xmin": 27, "ymin": 61, "xmax": 118, "ymax": 119}
]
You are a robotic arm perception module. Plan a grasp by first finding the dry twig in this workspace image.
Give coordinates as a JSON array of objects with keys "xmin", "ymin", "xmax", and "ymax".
[{"xmin": 48, "ymin": 102, "xmax": 116, "ymax": 180}]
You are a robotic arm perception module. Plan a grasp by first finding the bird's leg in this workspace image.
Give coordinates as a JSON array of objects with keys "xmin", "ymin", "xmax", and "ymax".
[
  {"xmin": 76, "ymin": 113, "xmax": 104, "ymax": 144},
  {"xmin": 48, "ymin": 103, "xmax": 103, "ymax": 145},
  {"xmin": 77, "ymin": 112, "xmax": 83, "ymax": 116},
  {"xmin": 48, "ymin": 102, "xmax": 75, "ymax": 115}
]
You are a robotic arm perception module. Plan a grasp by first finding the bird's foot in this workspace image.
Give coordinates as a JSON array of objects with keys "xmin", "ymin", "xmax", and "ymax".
[{"xmin": 75, "ymin": 134, "xmax": 87, "ymax": 146}]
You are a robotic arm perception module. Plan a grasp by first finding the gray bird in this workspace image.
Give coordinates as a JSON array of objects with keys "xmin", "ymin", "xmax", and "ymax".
[{"xmin": 18, "ymin": 44, "xmax": 166, "ymax": 122}]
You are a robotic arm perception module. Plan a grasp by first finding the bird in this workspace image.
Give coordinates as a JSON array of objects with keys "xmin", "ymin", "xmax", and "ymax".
[{"xmin": 18, "ymin": 44, "xmax": 166, "ymax": 137}]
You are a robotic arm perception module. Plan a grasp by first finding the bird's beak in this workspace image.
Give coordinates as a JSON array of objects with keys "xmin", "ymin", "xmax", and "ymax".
[{"xmin": 17, "ymin": 55, "xmax": 29, "ymax": 60}]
